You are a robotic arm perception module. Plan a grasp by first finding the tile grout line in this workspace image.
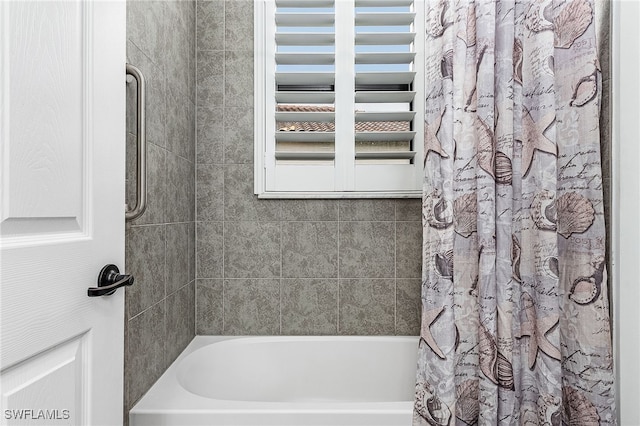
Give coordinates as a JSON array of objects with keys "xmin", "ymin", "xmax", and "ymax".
[
  {"xmin": 221, "ymin": 0, "xmax": 226, "ymax": 336},
  {"xmin": 193, "ymin": 0, "xmax": 199, "ymax": 337},
  {"xmin": 336, "ymin": 202, "xmax": 340, "ymax": 335},
  {"xmin": 222, "ymin": 220, "xmax": 226, "ymax": 335},
  {"xmin": 280, "ymin": 219, "xmax": 283, "ymax": 335},
  {"xmin": 128, "ymin": 294, "xmax": 165, "ymax": 324},
  {"xmin": 394, "ymin": 202, "xmax": 398, "ymax": 335},
  {"xmin": 192, "ymin": 29, "xmax": 197, "ymax": 329}
]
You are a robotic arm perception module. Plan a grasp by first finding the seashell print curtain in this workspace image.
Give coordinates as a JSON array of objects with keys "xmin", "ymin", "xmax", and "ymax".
[{"xmin": 415, "ymin": 0, "xmax": 615, "ymax": 424}]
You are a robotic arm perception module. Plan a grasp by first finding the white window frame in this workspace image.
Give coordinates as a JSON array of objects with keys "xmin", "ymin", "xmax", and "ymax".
[{"xmin": 254, "ymin": 0, "xmax": 425, "ymax": 199}]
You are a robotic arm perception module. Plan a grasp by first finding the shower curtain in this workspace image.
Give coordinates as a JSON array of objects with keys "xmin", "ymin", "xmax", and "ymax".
[{"xmin": 415, "ymin": 0, "xmax": 615, "ymax": 424}]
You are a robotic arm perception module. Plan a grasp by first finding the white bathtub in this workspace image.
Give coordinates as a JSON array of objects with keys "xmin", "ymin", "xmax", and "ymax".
[{"xmin": 130, "ymin": 336, "xmax": 419, "ymax": 426}]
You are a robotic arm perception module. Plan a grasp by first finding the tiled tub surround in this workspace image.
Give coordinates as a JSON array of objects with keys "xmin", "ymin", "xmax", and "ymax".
[
  {"xmin": 194, "ymin": 1, "xmax": 611, "ymax": 334},
  {"xmin": 124, "ymin": 0, "xmax": 196, "ymax": 422},
  {"xmin": 195, "ymin": 200, "xmax": 423, "ymax": 336},
  {"xmin": 195, "ymin": 1, "xmax": 422, "ymax": 336},
  {"xmin": 192, "ymin": 0, "xmax": 610, "ymax": 337}
]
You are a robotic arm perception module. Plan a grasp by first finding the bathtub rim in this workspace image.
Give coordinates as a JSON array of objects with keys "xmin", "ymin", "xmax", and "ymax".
[{"xmin": 129, "ymin": 335, "xmax": 419, "ymax": 416}]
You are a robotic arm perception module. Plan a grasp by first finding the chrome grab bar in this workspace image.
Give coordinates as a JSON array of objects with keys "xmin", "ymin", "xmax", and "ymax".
[{"xmin": 125, "ymin": 64, "xmax": 147, "ymax": 221}]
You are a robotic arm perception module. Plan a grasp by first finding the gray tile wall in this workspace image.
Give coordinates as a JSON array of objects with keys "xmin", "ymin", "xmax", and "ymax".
[
  {"xmin": 124, "ymin": 0, "xmax": 196, "ymax": 423},
  {"xmin": 194, "ymin": 0, "xmax": 423, "ymax": 336}
]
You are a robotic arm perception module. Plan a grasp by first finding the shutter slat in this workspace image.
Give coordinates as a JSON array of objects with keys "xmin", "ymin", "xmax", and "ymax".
[
  {"xmin": 276, "ymin": 152, "xmax": 335, "ymax": 160},
  {"xmin": 275, "ymin": 52, "xmax": 335, "ymax": 65},
  {"xmin": 276, "ymin": 0, "xmax": 334, "ymax": 7},
  {"xmin": 355, "ymin": 131, "xmax": 415, "ymax": 142},
  {"xmin": 276, "ymin": 13, "xmax": 334, "ymax": 26},
  {"xmin": 355, "ymin": 151, "xmax": 416, "ymax": 160},
  {"xmin": 276, "ymin": 91, "xmax": 335, "ymax": 103},
  {"xmin": 355, "ymin": 91, "xmax": 415, "ymax": 103},
  {"xmin": 355, "ymin": 12, "xmax": 415, "ymax": 26},
  {"xmin": 355, "ymin": 111, "xmax": 415, "ymax": 122},
  {"xmin": 355, "ymin": 52, "xmax": 415, "ymax": 64},
  {"xmin": 276, "ymin": 132, "xmax": 336, "ymax": 142},
  {"xmin": 355, "ymin": 0, "xmax": 413, "ymax": 6},
  {"xmin": 275, "ymin": 111, "xmax": 335, "ymax": 122},
  {"xmin": 276, "ymin": 33, "xmax": 335, "ymax": 45},
  {"xmin": 276, "ymin": 72, "xmax": 335, "ymax": 85},
  {"xmin": 355, "ymin": 71, "xmax": 415, "ymax": 85},
  {"xmin": 355, "ymin": 32, "xmax": 415, "ymax": 45}
]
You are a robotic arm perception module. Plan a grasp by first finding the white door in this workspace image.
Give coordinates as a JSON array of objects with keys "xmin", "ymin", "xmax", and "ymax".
[{"xmin": 0, "ymin": 1, "xmax": 126, "ymax": 425}]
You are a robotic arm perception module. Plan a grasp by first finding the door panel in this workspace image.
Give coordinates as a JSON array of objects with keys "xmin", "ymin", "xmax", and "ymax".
[
  {"xmin": 1, "ymin": 335, "xmax": 88, "ymax": 425},
  {"xmin": 2, "ymin": 1, "xmax": 85, "ymax": 238},
  {"xmin": 0, "ymin": 1, "xmax": 126, "ymax": 425}
]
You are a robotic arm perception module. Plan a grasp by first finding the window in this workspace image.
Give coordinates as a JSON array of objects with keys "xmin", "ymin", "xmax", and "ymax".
[{"xmin": 254, "ymin": 0, "xmax": 424, "ymax": 198}]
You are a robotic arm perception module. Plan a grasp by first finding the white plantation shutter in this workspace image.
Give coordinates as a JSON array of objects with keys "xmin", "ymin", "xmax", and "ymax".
[{"xmin": 255, "ymin": 0, "xmax": 424, "ymax": 197}]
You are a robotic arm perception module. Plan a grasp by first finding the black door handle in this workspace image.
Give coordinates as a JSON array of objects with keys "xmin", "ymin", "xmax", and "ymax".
[{"xmin": 88, "ymin": 264, "xmax": 134, "ymax": 297}]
